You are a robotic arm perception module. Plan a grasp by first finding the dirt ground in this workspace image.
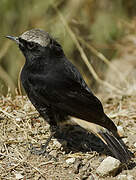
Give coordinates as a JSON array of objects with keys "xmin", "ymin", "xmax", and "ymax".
[
  {"xmin": 1, "ymin": 33, "xmax": 136, "ymax": 179},
  {"xmin": 0, "ymin": 91, "xmax": 136, "ymax": 180}
]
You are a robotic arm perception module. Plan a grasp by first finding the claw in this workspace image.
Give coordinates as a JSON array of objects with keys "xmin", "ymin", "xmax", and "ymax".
[
  {"xmin": 29, "ymin": 131, "xmax": 56, "ymax": 155},
  {"xmin": 29, "ymin": 143, "xmax": 47, "ymax": 155}
]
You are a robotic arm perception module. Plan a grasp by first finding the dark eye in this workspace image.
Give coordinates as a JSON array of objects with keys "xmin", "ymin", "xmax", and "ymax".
[{"xmin": 27, "ymin": 42, "xmax": 36, "ymax": 50}]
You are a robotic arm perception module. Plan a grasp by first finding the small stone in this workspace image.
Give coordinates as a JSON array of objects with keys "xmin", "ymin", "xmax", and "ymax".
[
  {"xmin": 133, "ymin": 142, "xmax": 136, "ymax": 148},
  {"xmin": 117, "ymin": 126, "xmax": 125, "ymax": 137},
  {"xmin": 96, "ymin": 156, "xmax": 121, "ymax": 176},
  {"xmin": 15, "ymin": 173, "xmax": 24, "ymax": 179},
  {"xmin": 49, "ymin": 150, "xmax": 57, "ymax": 157},
  {"xmin": 23, "ymin": 103, "xmax": 34, "ymax": 112},
  {"xmin": 17, "ymin": 136, "xmax": 24, "ymax": 142},
  {"xmin": 127, "ymin": 175, "xmax": 134, "ymax": 180},
  {"xmin": 53, "ymin": 140, "xmax": 62, "ymax": 149},
  {"xmin": 66, "ymin": 157, "xmax": 76, "ymax": 164},
  {"xmin": 117, "ymin": 174, "xmax": 127, "ymax": 180},
  {"xmin": 122, "ymin": 138, "xmax": 128, "ymax": 144},
  {"xmin": 16, "ymin": 117, "xmax": 22, "ymax": 122}
]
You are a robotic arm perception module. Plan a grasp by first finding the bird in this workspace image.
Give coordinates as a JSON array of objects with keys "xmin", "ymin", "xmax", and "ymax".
[{"xmin": 6, "ymin": 29, "xmax": 132, "ymax": 163}]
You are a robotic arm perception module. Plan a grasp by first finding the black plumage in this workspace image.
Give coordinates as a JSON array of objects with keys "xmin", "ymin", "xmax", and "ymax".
[{"xmin": 7, "ymin": 29, "xmax": 132, "ymax": 163}]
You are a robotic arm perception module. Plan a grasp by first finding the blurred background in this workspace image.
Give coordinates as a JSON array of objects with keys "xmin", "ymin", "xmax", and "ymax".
[{"xmin": 1, "ymin": 0, "xmax": 136, "ymax": 96}]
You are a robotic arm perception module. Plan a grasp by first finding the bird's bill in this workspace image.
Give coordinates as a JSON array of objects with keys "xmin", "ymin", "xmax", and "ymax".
[{"xmin": 6, "ymin": 35, "xmax": 19, "ymax": 44}]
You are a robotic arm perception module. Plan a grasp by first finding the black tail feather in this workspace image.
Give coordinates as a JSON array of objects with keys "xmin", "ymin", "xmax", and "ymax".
[
  {"xmin": 71, "ymin": 117, "xmax": 133, "ymax": 163},
  {"xmin": 99, "ymin": 130, "xmax": 133, "ymax": 163}
]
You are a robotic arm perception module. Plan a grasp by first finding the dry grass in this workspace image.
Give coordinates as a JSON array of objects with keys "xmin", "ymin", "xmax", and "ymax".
[
  {"xmin": 0, "ymin": 2, "xmax": 136, "ymax": 179},
  {"xmin": 0, "ymin": 15, "xmax": 136, "ymax": 180},
  {"xmin": 0, "ymin": 91, "xmax": 135, "ymax": 179}
]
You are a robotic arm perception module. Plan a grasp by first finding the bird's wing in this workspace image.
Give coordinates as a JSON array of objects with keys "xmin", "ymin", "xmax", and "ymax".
[
  {"xmin": 30, "ymin": 71, "xmax": 116, "ymax": 132},
  {"xmin": 30, "ymin": 71, "xmax": 132, "ymax": 163}
]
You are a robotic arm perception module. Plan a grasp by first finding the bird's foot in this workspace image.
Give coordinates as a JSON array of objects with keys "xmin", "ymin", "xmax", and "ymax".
[
  {"xmin": 29, "ymin": 143, "xmax": 47, "ymax": 155},
  {"xmin": 29, "ymin": 131, "xmax": 55, "ymax": 156}
]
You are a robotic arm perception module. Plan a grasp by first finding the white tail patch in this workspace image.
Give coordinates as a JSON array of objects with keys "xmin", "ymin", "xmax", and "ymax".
[
  {"xmin": 58, "ymin": 116, "xmax": 108, "ymax": 145},
  {"xmin": 70, "ymin": 117, "xmax": 108, "ymax": 145}
]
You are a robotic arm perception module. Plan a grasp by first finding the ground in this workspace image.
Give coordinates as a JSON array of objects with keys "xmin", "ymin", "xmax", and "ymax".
[{"xmin": 0, "ymin": 92, "xmax": 136, "ymax": 180}]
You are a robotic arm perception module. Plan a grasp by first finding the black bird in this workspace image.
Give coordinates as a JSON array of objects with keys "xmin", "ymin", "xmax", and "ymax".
[{"xmin": 7, "ymin": 29, "xmax": 132, "ymax": 163}]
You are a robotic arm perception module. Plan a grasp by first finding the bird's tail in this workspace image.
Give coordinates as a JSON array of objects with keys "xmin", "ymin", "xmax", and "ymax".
[{"xmin": 71, "ymin": 117, "xmax": 132, "ymax": 163}]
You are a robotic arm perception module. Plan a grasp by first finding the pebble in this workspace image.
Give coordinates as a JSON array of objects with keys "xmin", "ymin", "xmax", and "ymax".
[
  {"xmin": 53, "ymin": 140, "xmax": 62, "ymax": 149},
  {"xmin": 122, "ymin": 138, "xmax": 128, "ymax": 144},
  {"xmin": 15, "ymin": 173, "xmax": 24, "ymax": 179},
  {"xmin": 117, "ymin": 174, "xmax": 127, "ymax": 180},
  {"xmin": 117, "ymin": 174, "xmax": 134, "ymax": 180},
  {"xmin": 66, "ymin": 157, "xmax": 76, "ymax": 164},
  {"xmin": 49, "ymin": 150, "xmax": 57, "ymax": 158},
  {"xmin": 15, "ymin": 117, "xmax": 22, "ymax": 122},
  {"xmin": 128, "ymin": 175, "xmax": 134, "ymax": 180},
  {"xmin": 96, "ymin": 156, "xmax": 121, "ymax": 176},
  {"xmin": 23, "ymin": 103, "xmax": 35, "ymax": 112},
  {"xmin": 134, "ymin": 142, "xmax": 136, "ymax": 148},
  {"xmin": 117, "ymin": 126, "xmax": 125, "ymax": 137}
]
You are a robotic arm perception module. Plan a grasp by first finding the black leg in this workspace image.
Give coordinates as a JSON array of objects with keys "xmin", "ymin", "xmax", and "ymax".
[{"xmin": 29, "ymin": 131, "xmax": 56, "ymax": 155}]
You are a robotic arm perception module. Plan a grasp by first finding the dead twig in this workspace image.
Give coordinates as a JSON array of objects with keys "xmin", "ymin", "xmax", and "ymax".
[
  {"xmin": 0, "ymin": 40, "xmax": 11, "ymax": 63},
  {"xmin": 0, "ymin": 65, "xmax": 15, "ymax": 94},
  {"xmin": 52, "ymin": 5, "xmax": 122, "ymax": 94},
  {"xmin": 77, "ymin": 37, "xmax": 128, "ymax": 85}
]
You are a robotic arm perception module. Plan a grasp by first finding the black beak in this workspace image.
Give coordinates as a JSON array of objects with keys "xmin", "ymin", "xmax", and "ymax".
[{"xmin": 6, "ymin": 35, "xmax": 19, "ymax": 44}]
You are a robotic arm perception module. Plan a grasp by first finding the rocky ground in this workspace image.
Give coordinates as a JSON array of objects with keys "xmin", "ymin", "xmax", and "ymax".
[{"xmin": 0, "ymin": 92, "xmax": 135, "ymax": 180}]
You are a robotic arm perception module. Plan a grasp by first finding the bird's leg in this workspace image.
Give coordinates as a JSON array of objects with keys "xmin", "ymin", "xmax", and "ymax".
[{"xmin": 29, "ymin": 126, "xmax": 57, "ymax": 155}]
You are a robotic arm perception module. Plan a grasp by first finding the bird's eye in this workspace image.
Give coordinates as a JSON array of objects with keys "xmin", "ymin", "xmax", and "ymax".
[{"xmin": 27, "ymin": 42, "xmax": 35, "ymax": 50}]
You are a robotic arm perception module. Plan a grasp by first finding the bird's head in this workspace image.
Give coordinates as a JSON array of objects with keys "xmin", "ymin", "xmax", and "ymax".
[{"xmin": 6, "ymin": 29, "xmax": 64, "ymax": 62}]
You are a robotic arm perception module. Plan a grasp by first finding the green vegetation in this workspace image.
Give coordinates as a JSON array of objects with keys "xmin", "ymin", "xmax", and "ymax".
[{"xmin": 0, "ymin": 0, "xmax": 136, "ymax": 95}]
